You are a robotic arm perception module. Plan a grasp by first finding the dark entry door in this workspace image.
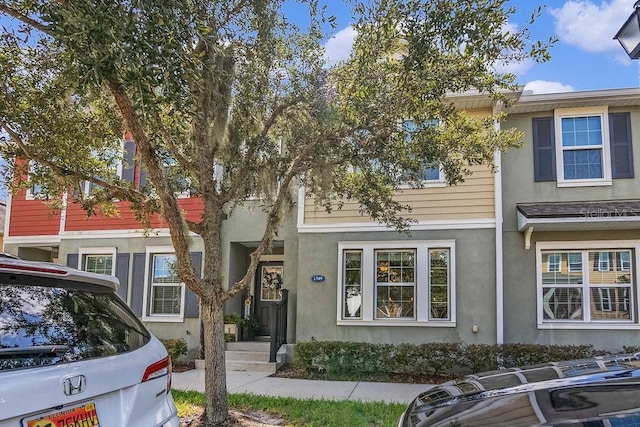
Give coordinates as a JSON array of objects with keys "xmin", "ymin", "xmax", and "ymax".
[{"xmin": 254, "ymin": 262, "xmax": 283, "ymax": 336}]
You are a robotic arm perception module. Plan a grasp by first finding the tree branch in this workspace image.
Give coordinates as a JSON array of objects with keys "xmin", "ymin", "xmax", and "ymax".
[
  {"xmin": 107, "ymin": 77, "xmax": 205, "ymax": 298},
  {"xmin": 0, "ymin": 4, "xmax": 49, "ymax": 33}
]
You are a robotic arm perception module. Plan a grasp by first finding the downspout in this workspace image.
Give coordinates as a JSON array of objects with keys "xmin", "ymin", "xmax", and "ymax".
[{"xmin": 494, "ymin": 104, "xmax": 504, "ymax": 345}]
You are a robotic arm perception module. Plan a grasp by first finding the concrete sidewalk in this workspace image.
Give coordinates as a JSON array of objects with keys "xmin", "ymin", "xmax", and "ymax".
[{"xmin": 172, "ymin": 369, "xmax": 435, "ymax": 404}]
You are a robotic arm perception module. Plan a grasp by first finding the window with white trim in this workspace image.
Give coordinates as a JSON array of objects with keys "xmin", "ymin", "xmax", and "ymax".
[
  {"xmin": 150, "ymin": 253, "xmax": 183, "ymax": 316},
  {"xmin": 25, "ymin": 161, "xmax": 44, "ymax": 200},
  {"xmin": 338, "ymin": 241, "xmax": 455, "ymax": 325},
  {"xmin": 554, "ymin": 107, "xmax": 611, "ymax": 186},
  {"xmin": 538, "ymin": 244, "xmax": 635, "ymax": 325},
  {"xmin": 80, "ymin": 143, "xmax": 125, "ymax": 197},
  {"xmin": 401, "ymin": 120, "xmax": 445, "ymax": 186},
  {"xmin": 78, "ymin": 247, "xmax": 116, "ymax": 276}
]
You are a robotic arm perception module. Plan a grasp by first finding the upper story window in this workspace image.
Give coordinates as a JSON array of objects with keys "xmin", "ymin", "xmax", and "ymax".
[
  {"xmin": 338, "ymin": 240, "xmax": 455, "ymax": 326},
  {"xmin": 533, "ymin": 108, "xmax": 634, "ymax": 186},
  {"xmin": 555, "ymin": 107, "xmax": 611, "ymax": 186},
  {"xmin": 25, "ymin": 161, "xmax": 44, "ymax": 200},
  {"xmin": 401, "ymin": 120, "xmax": 445, "ymax": 187}
]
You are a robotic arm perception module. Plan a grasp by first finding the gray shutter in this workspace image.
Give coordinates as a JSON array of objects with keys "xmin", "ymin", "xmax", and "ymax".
[
  {"xmin": 115, "ymin": 253, "xmax": 130, "ymax": 303},
  {"xmin": 533, "ymin": 117, "xmax": 556, "ymax": 182},
  {"xmin": 66, "ymin": 254, "xmax": 79, "ymax": 269},
  {"xmin": 122, "ymin": 140, "xmax": 136, "ymax": 183},
  {"xmin": 138, "ymin": 163, "xmax": 148, "ymax": 191},
  {"xmin": 609, "ymin": 112, "xmax": 634, "ymax": 179},
  {"xmin": 130, "ymin": 253, "xmax": 146, "ymax": 317},
  {"xmin": 185, "ymin": 252, "xmax": 202, "ymax": 318}
]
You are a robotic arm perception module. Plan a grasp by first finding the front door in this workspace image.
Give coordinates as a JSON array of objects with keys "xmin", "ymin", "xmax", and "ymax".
[{"xmin": 254, "ymin": 262, "xmax": 283, "ymax": 336}]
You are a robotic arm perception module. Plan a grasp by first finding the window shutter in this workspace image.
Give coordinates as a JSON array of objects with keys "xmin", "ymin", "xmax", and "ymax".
[
  {"xmin": 122, "ymin": 140, "xmax": 136, "ymax": 183},
  {"xmin": 533, "ymin": 117, "xmax": 556, "ymax": 182},
  {"xmin": 609, "ymin": 112, "xmax": 634, "ymax": 179},
  {"xmin": 115, "ymin": 253, "xmax": 130, "ymax": 303},
  {"xmin": 130, "ymin": 253, "xmax": 146, "ymax": 317},
  {"xmin": 66, "ymin": 254, "xmax": 79, "ymax": 269},
  {"xmin": 185, "ymin": 252, "xmax": 202, "ymax": 318}
]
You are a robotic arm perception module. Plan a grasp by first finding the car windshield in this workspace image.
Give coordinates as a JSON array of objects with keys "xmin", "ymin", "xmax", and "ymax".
[{"xmin": 0, "ymin": 283, "xmax": 150, "ymax": 371}]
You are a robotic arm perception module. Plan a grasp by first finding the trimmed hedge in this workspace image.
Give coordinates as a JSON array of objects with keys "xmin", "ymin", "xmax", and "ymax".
[{"xmin": 294, "ymin": 341, "xmax": 610, "ymax": 377}]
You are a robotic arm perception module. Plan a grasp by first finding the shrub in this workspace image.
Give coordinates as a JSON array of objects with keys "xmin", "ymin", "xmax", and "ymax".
[
  {"xmin": 293, "ymin": 341, "xmax": 613, "ymax": 379},
  {"xmin": 160, "ymin": 338, "xmax": 188, "ymax": 361},
  {"xmin": 224, "ymin": 313, "xmax": 242, "ymax": 325}
]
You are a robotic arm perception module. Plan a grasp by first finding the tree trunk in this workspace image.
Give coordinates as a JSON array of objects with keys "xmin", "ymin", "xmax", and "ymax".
[{"xmin": 201, "ymin": 297, "xmax": 228, "ymax": 426}]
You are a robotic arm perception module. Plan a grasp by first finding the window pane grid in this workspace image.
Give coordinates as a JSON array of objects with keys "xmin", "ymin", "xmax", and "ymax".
[
  {"xmin": 84, "ymin": 255, "xmax": 113, "ymax": 275},
  {"xmin": 429, "ymin": 249, "xmax": 449, "ymax": 320},
  {"xmin": 375, "ymin": 250, "xmax": 415, "ymax": 319},
  {"xmin": 541, "ymin": 249, "xmax": 634, "ymax": 323},
  {"xmin": 151, "ymin": 254, "xmax": 182, "ymax": 316},
  {"xmin": 560, "ymin": 115, "xmax": 604, "ymax": 180},
  {"xmin": 343, "ymin": 250, "xmax": 362, "ymax": 319}
]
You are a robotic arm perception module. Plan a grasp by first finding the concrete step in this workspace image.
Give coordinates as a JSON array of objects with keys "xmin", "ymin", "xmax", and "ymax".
[
  {"xmin": 225, "ymin": 360, "xmax": 277, "ymax": 373},
  {"xmin": 226, "ymin": 341, "xmax": 270, "ymax": 352},
  {"xmin": 226, "ymin": 350, "xmax": 271, "ymax": 362}
]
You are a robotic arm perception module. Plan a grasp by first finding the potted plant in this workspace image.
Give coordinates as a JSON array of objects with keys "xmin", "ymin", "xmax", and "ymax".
[
  {"xmin": 240, "ymin": 314, "xmax": 262, "ymax": 340},
  {"xmin": 223, "ymin": 313, "xmax": 242, "ymax": 341}
]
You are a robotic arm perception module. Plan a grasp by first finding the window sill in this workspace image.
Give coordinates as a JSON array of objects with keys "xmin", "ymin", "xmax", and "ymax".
[
  {"xmin": 142, "ymin": 315, "xmax": 184, "ymax": 323},
  {"xmin": 337, "ymin": 320, "xmax": 455, "ymax": 327},
  {"xmin": 538, "ymin": 322, "xmax": 638, "ymax": 330},
  {"xmin": 557, "ymin": 179, "xmax": 612, "ymax": 188},
  {"xmin": 398, "ymin": 181, "xmax": 446, "ymax": 189}
]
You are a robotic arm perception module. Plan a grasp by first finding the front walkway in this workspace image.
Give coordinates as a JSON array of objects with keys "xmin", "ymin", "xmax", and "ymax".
[{"xmin": 172, "ymin": 369, "xmax": 435, "ymax": 404}]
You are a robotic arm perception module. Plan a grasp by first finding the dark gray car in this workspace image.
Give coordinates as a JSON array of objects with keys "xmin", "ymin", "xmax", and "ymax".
[{"xmin": 398, "ymin": 353, "xmax": 640, "ymax": 426}]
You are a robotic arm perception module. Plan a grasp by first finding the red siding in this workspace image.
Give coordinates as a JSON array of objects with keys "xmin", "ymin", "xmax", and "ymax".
[
  {"xmin": 64, "ymin": 197, "xmax": 205, "ymax": 231},
  {"xmin": 8, "ymin": 190, "xmax": 62, "ymax": 236}
]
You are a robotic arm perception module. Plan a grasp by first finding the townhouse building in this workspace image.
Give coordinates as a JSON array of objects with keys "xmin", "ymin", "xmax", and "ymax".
[{"xmin": 6, "ymin": 88, "xmax": 639, "ymax": 357}]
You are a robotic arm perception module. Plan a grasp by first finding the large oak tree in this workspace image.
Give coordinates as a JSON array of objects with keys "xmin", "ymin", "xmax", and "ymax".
[{"xmin": 0, "ymin": 0, "xmax": 552, "ymax": 424}]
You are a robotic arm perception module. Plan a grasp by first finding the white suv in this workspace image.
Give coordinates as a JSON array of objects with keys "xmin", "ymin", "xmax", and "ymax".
[{"xmin": 0, "ymin": 258, "xmax": 180, "ymax": 426}]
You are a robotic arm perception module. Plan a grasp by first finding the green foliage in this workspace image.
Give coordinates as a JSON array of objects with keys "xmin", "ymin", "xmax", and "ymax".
[
  {"xmin": 240, "ymin": 314, "xmax": 262, "ymax": 332},
  {"xmin": 160, "ymin": 338, "xmax": 188, "ymax": 361},
  {"xmin": 224, "ymin": 313, "xmax": 242, "ymax": 325},
  {"xmin": 295, "ymin": 341, "xmax": 609, "ymax": 378}
]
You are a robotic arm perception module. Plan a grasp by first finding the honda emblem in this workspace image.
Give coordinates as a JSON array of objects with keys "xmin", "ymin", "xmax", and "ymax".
[{"xmin": 63, "ymin": 375, "xmax": 86, "ymax": 396}]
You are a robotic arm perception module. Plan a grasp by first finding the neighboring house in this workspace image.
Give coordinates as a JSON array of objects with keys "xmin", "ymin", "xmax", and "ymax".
[
  {"xmin": 6, "ymin": 88, "xmax": 639, "ymax": 357},
  {"xmin": 501, "ymin": 88, "xmax": 640, "ymax": 351}
]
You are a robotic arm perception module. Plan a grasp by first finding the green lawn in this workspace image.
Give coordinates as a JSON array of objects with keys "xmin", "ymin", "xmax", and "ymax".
[{"xmin": 173, "ymin": 390, "xmax": 406, "ymax": 427}]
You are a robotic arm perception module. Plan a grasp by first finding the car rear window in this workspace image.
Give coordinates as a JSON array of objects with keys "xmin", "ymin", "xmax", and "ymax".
[{"xmin": 0, "ymin": 283, "xmax": 150, "ymax": 371}]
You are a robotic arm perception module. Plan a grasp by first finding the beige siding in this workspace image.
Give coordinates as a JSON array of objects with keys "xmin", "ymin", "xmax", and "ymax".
[{"xmin": 304, "ymin": 165, "xmax": 495, "ymax": 224}]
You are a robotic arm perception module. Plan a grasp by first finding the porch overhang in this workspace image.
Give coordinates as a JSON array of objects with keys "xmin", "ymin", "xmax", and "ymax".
[{"xmin": 517, "ymin": 200, "xmax": 640, "ymax": 233}]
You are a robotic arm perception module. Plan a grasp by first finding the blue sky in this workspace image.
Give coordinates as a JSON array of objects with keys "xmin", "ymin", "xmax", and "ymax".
[{"xmin": 309, "ymin": 0, "xmax": 640, "ymax": 94}]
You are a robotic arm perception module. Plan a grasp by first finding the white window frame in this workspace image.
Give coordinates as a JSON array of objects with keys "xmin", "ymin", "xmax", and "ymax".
[
  {"xmin": 78, "ymin": 247, "xmax": 117, "ymax": 276},
  {"xmin": 141, "ymin": 246, "xmax": 185, "ymax": 322},
  {"xmin": 400, "ymin": 120, "xmax": 446, "ymax": 188},
  {"xmin": 568, "ymin": 252, "xmax": 582, "ymax": 272},
  {"xmin": 337, "ymin": 240, "xmax": 456, "ymax": 327},
  {"xmin": 25, "ymin": 161, "xmax": 44, "ymax": 200},
  {"xmin": 554, "ymin": 106, "xmax": 612, "ymax": 187},
  {"xmin": 536, "ymin": 241, "xmax": 639, "ymax": 330},
  {"xmin": 82, "ymin": 141, "xmax": 125, "ymax": 197},
  {"xmin": 598, "ymin": 251, "xmax": 611, "ymax": 272},
  {"xmin": 547, "ymin": 253, "xmax": 561, "ymax": 272}
]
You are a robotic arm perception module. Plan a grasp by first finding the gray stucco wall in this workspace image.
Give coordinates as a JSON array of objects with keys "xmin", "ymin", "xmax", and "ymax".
[
  {"xmin": 294, "ymin": 228, "xmax": 497, "ymax": 345},
  {"xmin": 501, "ymin": 106, "xmax": 640, "ymax": 351}
]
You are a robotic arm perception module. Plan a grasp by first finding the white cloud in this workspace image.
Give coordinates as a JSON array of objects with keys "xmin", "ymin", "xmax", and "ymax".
[
  {"xmin": 523, "ymin": 80, "xmax": 575, "ymax": 94},
  {"xmin": 550, "ymin": 0, "xmax": 633, "ymax": 55},
  {"xmin": 323, "ymin": 26, "xmax": 357, "ymax": 65}
]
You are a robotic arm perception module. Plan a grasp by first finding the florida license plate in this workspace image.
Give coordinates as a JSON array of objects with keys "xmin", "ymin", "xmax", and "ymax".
[{"xmin": 23, "ymin": 402, "xmax": 100, "ymax": 427}]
